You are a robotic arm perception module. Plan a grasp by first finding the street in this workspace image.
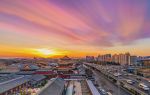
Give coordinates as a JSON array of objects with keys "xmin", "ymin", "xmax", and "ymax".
[{"xmin": 93, "ymin": 70, "xmax": 131, "ymax": 95}]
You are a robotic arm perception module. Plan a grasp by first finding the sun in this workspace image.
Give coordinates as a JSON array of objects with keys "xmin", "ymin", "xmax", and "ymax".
[
  {"xmin": 30, "ymin": 48, "xmax": 65, "ymax": 58},
  {"xmin": 35, "ymin": 48, "xmax": 55, "ymax": 56}
]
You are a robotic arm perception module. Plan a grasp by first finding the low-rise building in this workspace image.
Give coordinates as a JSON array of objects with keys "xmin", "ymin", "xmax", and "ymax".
[
  {"xmin": 30, "ymin": 74, "xmax": 46, "ymax": 88},
  {"xmin": 130, "ymin": 56, "xmax": 138, "ymax": 65},
  {"xmin": 37, "ymin": 78, "xmax": 65, "ymax": 95},
  {"xmin": 0, "ymin": 75, "xmax": 31, "ymax": 95},
  {"xmin": 141, "ymin": 59, "xmax": 150, "ymax": 66}
]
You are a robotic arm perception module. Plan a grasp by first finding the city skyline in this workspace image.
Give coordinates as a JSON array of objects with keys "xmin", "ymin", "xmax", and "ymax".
[{"xmin": 0, "ymin": 0, "xmax": 150, "ymax": 58}]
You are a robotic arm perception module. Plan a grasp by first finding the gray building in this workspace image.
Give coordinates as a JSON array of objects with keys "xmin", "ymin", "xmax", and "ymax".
[
  {"xmin": 0, "ymin": 74, "xmax": 31, "ymax": 95},
  {"xmin": 38, "ymin": 78, "xmax": 65, "ymax": 95}
]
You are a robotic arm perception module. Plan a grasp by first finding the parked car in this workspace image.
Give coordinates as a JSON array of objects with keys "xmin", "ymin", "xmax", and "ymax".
[
  {"xmin": 138, "ymin": 83, "xmax": 149, "ymax": 91},
  {"xmin": 98, "ymin": 87, "xmax": 107, "ymax": 95},
  {"xmin": 107, "ymin": 92, "xmax": 113, "ymax": 95},
  {"xmin": 126, "ymin": 79, "xmax": 135, "ymax": 84},
  {"xmin": 113, "ymin": 73, "xmax": 122, "ymax": 77}
]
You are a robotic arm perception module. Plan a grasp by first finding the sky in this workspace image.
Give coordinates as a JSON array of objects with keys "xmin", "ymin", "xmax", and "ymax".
[{"xmin": 0, "ymin": 0, "xmax": 150, "ymax": 58}]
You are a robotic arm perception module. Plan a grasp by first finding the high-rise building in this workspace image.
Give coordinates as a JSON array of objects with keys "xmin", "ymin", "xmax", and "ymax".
[
  {"xmin": 112, "ymin": 54, "xmax": 119, "ymax": 63},
  {"xmin": 98, "ymin": 52, "xmax": 138, "ymax": 65},
  {"xmin": 97, "ymin": 54, "xmax": 111, "ymax": 62},
  {"xmin": 86, "ymin": 56, "xmax": 95, "ymax": 62},
  {"xmin": 112, "ymin": 52, "xmax": 131, "ymax": 65}
]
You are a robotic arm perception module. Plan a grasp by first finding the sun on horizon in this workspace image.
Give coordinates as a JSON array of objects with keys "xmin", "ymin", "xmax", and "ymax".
[{"xmin": 32, "ymin": 48, "xmax": 56, "ymax": 58}]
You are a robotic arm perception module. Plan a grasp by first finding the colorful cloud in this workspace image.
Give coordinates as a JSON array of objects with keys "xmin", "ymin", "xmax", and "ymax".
[{"xmin": 0, "ymin": 0, "xmax": 150, "ymax": 57}]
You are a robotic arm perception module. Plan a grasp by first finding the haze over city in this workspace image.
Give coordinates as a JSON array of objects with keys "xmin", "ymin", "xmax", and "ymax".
[{"xmin": 0, "ymin": 0, "xmax": 150, "ymax": 58}]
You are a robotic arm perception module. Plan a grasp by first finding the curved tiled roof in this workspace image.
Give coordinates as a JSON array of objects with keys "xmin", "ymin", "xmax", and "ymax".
[{"xmin": 0, "ymin": 75, "xmax": 31, "ymax": 94}]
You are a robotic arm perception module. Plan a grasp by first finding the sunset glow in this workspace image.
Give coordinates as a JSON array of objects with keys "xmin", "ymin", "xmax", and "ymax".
[
  {"xmin": 34, "ymin": 48, "xmax": 55, "ymax": 56},
  {"xmin": 0, "ymin": 0, "xmax": 150, "ymax": 58}
]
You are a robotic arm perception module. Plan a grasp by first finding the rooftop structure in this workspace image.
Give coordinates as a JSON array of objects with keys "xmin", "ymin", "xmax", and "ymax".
[
  {"xmin": 0, "ymin": 75, "xmax": 31, "ymax": 94},
  {"xmin": 60, "ymin": 56, "xmax": 71, "ymax": 61},
  {"xmin": 0, "ymin": 74, "xmax": 22, "ymax": 83},
  {"xmin": 86, "ymin": 80, "xmax": 101, "ymax": 95},
  {"xmin": 20, "ymin": 64, "xmax": 39, "ymax": 71},
  {"xmin": 30, "ymin": 74, "xmax": 46, "ymax": 85},
  {"xmin": 37, "ymin": 78, "xmax": 65, "ymax": 95}
]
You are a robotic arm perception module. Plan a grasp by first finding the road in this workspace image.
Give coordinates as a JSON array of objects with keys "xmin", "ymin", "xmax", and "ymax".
[
  {"xmin": 84, "ymin": 64, "xmax": 150, "ymax": 95},
  {"xmin": 93, "ymin": 70, "xmax": 131, "ymax": 95},
  {"xmin": 110, "ymin": 65, "xmax": 150, "ymax": 94},
  {"xmin": 84, "ymin": 63, "xmax": 150, "ymax": 95},
  {"xmin": 121, "ymin": 74, "xmax": 150, "ymax": 94}
]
